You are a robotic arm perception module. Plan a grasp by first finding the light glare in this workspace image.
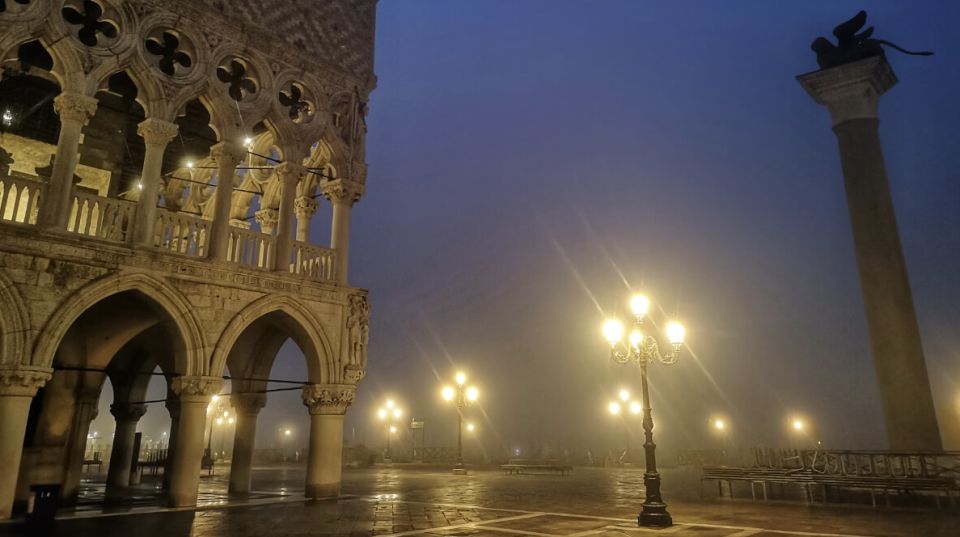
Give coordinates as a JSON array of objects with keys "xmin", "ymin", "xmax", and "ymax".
[
  {"xmin": 630, "ymin": 294, "xmax": 651, "ymax": 317},
  {"xmin": 629, "ymin": 401, "xmax": 642, "ymax": 415},
  {"xmin": 466, "ymin": 386, "xmax": 479, "ymax": 402},
  {"xmin": 442, "ymin": 386, "xmax": 455, "ymax": 401},
  {"xmin": 618, "ymin": 389, "xmax": 630, "ymax": 402},
  {"xmin": 667, "ymin": 321, "xmax": 685, "ymax": 345},
  {"xmin": 608, "ymin": 401, "xmax": 621, "ymax": 415},
  {"xmin": 603, "ymin": 319, "xmax": 625, "ymax": 345},
  {"xmin": 455, "ymin": 372, "xmax": 467, "ymax": 385}
]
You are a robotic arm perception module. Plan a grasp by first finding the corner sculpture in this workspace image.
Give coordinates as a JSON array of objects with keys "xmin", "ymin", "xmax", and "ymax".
[{"xmin": 811, "ymin": 10, "xmax": 933, "ymax": 69}]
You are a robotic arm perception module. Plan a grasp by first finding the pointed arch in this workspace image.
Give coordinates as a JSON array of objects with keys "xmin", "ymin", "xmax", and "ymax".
[
  {"xmin": 31, "ymin": 273, "xmax": 205, "ymax": 375},
  {"xmin": 209, "ymin": 294, "xmax": 334, "ymax": 384},
  {"xmin": 0, "ymin": 270, "xmax": 29, "ymax": 367}
]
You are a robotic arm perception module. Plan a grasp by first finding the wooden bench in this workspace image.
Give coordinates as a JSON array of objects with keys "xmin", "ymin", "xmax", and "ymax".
[{"xmin": 501, "ymin": 458, "xmax": 572, "ymax": 476}]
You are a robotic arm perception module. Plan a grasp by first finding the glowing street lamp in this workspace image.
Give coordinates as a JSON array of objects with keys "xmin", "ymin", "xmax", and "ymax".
[
  {"xmin": 713, "ymin": 418, "xmax": 726, "ymax": 431},
  {"xmin": 441, "ymin": 371, "xmax": 479, "ymax": 472},
  {"xmin": 601, "ymin": 292, "xmax": 686, "ymax": 528},
  {"xmin": 377, "ymin": 399, "xmax": 403, "ymax": 461}
]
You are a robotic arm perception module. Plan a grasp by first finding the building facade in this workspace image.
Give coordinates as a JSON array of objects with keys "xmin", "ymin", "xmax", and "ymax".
[{"xmin": 0, "ymin": 0, "xmax": 376, "ymax": 517}]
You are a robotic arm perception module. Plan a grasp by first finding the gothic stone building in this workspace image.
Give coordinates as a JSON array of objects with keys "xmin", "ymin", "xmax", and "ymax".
[{"xmin": 0, "ymin": 0, "xmax": 376, "ymax": 516}]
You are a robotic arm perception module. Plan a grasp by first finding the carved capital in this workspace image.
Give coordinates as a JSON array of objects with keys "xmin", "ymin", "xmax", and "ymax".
[
  {"xmin": 231, "ymin": 392, "xmax": 267, "ymax": 414},
  {"xmin": 320, "ymin": 178, "xmax": 365, "ymax": 206},
  {"xmin": 137, "ymin": 118, "xmax": 179, "ymax": 146},
  {"xmin": 275, "ymin": 162, "xmax": 305, "ymax": 185},
  {"xmin": 797, "ymin": 55, "xmax": 897, "ymax": 127},
  {"xmin": 209, "ymin": 141, "xmax": 247, "ymax": 168},
  {"xmin": 343, "ymin": 364, "xmax": 365, "ymax": 384},
  {"xmin": 0, "ymin": 366, "xmax": 52, "ymax": 397},
  {"xmin": 255, "ymin": 207, "xmax": 279, "ymax": 228},
  {"xmin": 53, "ymin": 92, "xmax": 98, "ymax": 124},
  {"xmin": 170, "ymin": 376, "xmax": 223, "ymax": 403},
  {"xmin": 110, "ymin": 403, "xmax": 148, "ymax": 422},
  {"xmin": 302, "ymin": 383, "xmax": 355, "ymax": 415},
  {"xmin": 294, "ymin": 196, "xmax": 319, "ymax": 220}
]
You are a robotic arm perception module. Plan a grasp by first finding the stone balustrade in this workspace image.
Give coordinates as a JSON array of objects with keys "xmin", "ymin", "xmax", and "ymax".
[{"xmin": 0, "ymin": 175, "xmax": 43, "ymax": 226}]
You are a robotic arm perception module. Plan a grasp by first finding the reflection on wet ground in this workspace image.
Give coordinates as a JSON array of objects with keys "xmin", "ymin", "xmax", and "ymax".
[{"xmin": 1, "ymin": 465, "xmax": 958, "ymax": 537}]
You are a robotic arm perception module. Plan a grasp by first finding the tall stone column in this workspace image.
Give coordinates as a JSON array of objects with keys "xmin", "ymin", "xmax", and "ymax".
[
  {"xmin": 0, "ymin": 367, "xmax": 51, "ymax": 519},
  {"xmin": 228, "ymin": 392, "xmax": 266, "ymax": 493},
  {"xmin": 302, "ymin": 384, "xmax": 354, "ymax": 499},
  {"xmin": 294, "ymin": 196, "xmax": 319, "ymax": 242},
  {"xmin": 134, "ymin": 118, "xmax": 179, "ymax": 247},
  {"xmin": 321, "ymin": 179, "xmax": 365, "ymax": 284},
  {"xmin": 799, "ymin": 55, "xmax": 942, "ymax": 451},
  {"xmin": 208, "ymin": 142, "xmax": 247, "ymax": 262},
  {"xmin": 167, "ymin": 376, "xmax": 222, "ymax": 507},
  {"xmin": 39, "ymin": 92, "xmax": 97, "ymax": 231},
  {"xmin": 106, "ymin": 403, "xmax": 147, "ymax": 488},
  {"xmin": 274, "ymin": 163, "xmax": 304, "ymax": 272},
  {"xmin": 255, "ymin": 208, "xmax": 279, "ymax": 235},
  {"xmin": 61, "ymin": 391, "xmax": 99, "ymax": 502},
  {"xmin": 162, "ymin": 397, "xmax": 180, "ymax": 490}
]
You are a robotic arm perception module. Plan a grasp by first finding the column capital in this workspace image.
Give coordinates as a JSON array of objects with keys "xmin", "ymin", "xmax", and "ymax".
[
  {"xmin": 209, "ymin": 141, "xmax": 247, "ymax": 168},
  {"xmin": 255, "ymin": 207, "xmax": 279, "ymax": 228},
  {"xmin": 231, "ymin": 392, "xmax": 267, "ymax": 414},
  {"xmin": 53, "ymin": 92, "xmax": 98, "ymax": 124},
  {"xmin": 137, "ymin": 118, "xmax": 179, "ymax": 146},
  {"xmin": 302, "ymin": 383, "xmax": 355, "ymax": 416},
  {"xmin": 0, "ymin": 366, "xmax": 52, "ymax": 397},
  {"xmin": 294, "ymin": 196, "xmax": 319, "ymax": 220},
  {"xmin": 797, "ymin": 55, "xmax": 897, "ymax": 127},
  {"xmin": 275, "ymin": 162, "xmax": 305, "ymax": 184},
  {"xmin": 170, "ymin": 376, "xmax": 223, "ymax": 403},
  {"xmin": 110, "ymin": 402, "xmax": 148, "ymax": 422},
  {"xmin": 320, "ymin": 178, "xmax": 365, "ymax": 207}
]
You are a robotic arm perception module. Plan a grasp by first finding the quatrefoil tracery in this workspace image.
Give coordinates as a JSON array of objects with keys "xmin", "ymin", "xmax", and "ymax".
[
  {"xmin": 62, "ymin": 0, "xmax": 118, "ymax": 47},
  {"xmin": 145, "ymin": 31, "xmax": 192, "ymax": 76},
  {"xmin": 278, "ymin": 82, "xmax": 314, "ymax": 123},
  {"xmin": 216, "ymin": 58, "xmax": 258, "ymax": 102}
]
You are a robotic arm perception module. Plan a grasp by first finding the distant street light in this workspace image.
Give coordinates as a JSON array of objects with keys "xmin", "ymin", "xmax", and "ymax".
[
  {"xmin": 601, "ymin": 292, "xmax": 685, "ymax": 528},
  {"xmin": 441, "ymin": 371, "xmax": 479, "ymax": 473},
  {"xmin": 466, "ymin": 423, "xmax": 476, "ymax": 433},
  {"xmin": 608, "ymin": 390, "xmax": 643, "ymax": 464},
  {"xmin": 377, "ymin": 399, "xmax": 403, "ymax": 461},
  {"xmin": 792, "ymin": 418, "xmax": 805, "ymax": 432},
  {"xmin": 713, "ymin": 418, "xmax": 726, "ymax": 431}
]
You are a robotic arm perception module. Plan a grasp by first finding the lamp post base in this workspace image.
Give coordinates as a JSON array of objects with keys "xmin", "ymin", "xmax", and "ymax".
[{"xmin": 638, "ymin": 503, "xmax": 672, "ymax": 528}]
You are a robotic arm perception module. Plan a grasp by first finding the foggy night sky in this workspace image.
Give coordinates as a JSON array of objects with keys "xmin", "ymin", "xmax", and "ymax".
[{"xmin": 94, "ymin": 0, "xmax": 960, "ymax": 455}]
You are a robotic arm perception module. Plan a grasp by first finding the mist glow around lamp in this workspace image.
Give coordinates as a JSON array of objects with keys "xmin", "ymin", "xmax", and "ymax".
[
  {"xmin": 377, "ymin": 399, "xmax": 403, "ymax": 462},
  {"xmin": 441, "ymin": 371, "xmax": 479, "ymax": 473},
  {"xmin": 601, "ymin": 293, "xmax": 686, "ymax": 528}
]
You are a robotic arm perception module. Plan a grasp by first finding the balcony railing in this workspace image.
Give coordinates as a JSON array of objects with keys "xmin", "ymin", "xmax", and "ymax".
[
  {"xmin": 227, "ymin": 227, "xmax": 275, "ymax": 270},
  {"xmin": 292, "ymin": 241, "xmax": 336, "ymax": 281},
  {"xmin": 0, "ymin": 175, "xmax": 43, "ymax": 226},
  {"xmin": 0, "ymin": 184, "xmax": 338, "ymax": 284},
  {"xmin": 154, "ymin": 209, "xmax": 210, "ymax": 258},
  {"xmin": 66, "ymin": 190, "xmax": 136, "ymax": 243}
]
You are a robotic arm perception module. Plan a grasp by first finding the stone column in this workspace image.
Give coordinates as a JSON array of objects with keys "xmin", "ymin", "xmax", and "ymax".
[
  {"xmin": 167, "ymin": 376, "xmax": 222, "ymax": 507},
  {"xmin": 133, "ymin": 118, "xmax": 179, "ymax": 247},
  {"xmin": 302, "ymin": 384, "xmax": 354, "ymax": 499},
  {"xmin": 105, "ymin": 403, "xmax": 147, "ymax": 489},
  {"xmin": 321, "ymin": 179, "xmax": 365, "ymax": 284},
  {"xmin": 61, "ymin": 391, "xmax": 99, "ymax": 502},
  {"xmin": 39, "ymin": 92, "xmax": 97, "ymax": 231},
  {"xmin": 294, "ymin": 197, "xmax": 319, "ymax": 242},
  {"xmin": 274, "ymin": 163, "xmax": 304, "ymax": 272},
  {"xmin": 208, "ymin": 142, "xmax": 247, "ymax": 262},
  {"xmin": 0, "ymin": 367, "xmax": 51, "ymax": 519},
  {"xmin": 228, "ymin": 392, "xmax": 266, "ymax": 493},
  {"xmin": 798, "ymin": 55, "xmax": 942, "ymax": 450},
  {"xmin": 255, "ymin": 208, "xmax": 279, "ymax": 235},
  {"xmin": 162, "ymin": 397, "xmax": 180, "ymax": 490}
]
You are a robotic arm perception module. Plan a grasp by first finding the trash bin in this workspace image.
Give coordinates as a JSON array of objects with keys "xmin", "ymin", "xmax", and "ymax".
[{"xmin": 28, "ymin": 484, "xmax": 59, "ymax": 521}]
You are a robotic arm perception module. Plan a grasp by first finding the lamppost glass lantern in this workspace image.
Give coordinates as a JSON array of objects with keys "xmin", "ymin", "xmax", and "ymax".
[
  {"xmin": 377, "ymin": 399, "xmax": 403, "ymax": 462},
  {"xmin": 601, "ymin": 293, "xmax": 686, "ymax": 528},
  {"xmin": 441, "ymin": 371, "xmax": 479, "ymax": 473}
]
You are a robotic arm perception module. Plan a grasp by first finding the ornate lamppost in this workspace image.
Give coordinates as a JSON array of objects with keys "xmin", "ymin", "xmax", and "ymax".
[
  {"xmin": 377, "ymin": 399, "xmax": 403, "ymax": 462},
  {"xmin": 602, "ymin": 293, "xmax": 685, "ymax": 528},
  {"xmin": 441, "ymin": 372, "xmax": 478, "ymax": 474}
]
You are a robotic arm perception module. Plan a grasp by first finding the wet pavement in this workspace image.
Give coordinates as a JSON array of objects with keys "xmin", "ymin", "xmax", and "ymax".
[{"xmin": 1, "ymin": 465, "xmax": 957, "ymax": 537}]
